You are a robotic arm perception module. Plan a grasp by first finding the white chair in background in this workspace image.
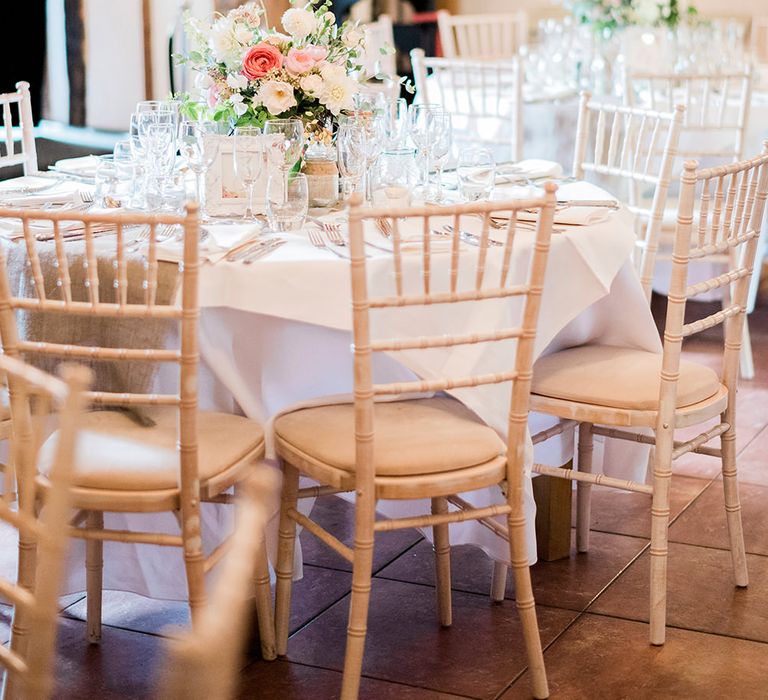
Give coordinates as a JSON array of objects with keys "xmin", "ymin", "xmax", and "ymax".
[
  {"xmin": 623, "ymin": 66, "xmax": 760, "ymax": 378},
  {"xmin": 436, "ymin": 10, "xmax": 528, "ymax": 60},
  {"xmin": 410, "ymin": 48, "xmax": 524, "ymax": 163},
  {"xmin": 361, "ymin": 14, "xmax": 396, "ymax": 77},
  {"xmin": 0, "ymin": 81, "xmax": 38, "ymax": 176},
  {"xmin": 751, "ymin": 15, "xmax": 768, "ymax": 64}
]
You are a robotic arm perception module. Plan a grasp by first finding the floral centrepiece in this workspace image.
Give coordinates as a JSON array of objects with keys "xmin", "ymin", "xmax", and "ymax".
[
  {"xmin": 566, "ymin": 0, "xmax": 699, "ymax": 33},
  {"xmin": 178, "ymin": 0, "xmax": 371, "ymax": 143}
]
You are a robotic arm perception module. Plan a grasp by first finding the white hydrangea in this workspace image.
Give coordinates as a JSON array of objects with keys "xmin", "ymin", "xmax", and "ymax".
[
  {"xmin": 230, "ymin": 93, "xmax": 248, "ymax": 116},
  {"xmin": 226, "ymin": 73, "xmax": 248, "ymax": 90},
  {"xmin": 210, "ymin": 18, "xmax": 245, "ymax": 68},
  {"xmin": 282, "ymin": 7, "xmax": 317, "ymax": 39}
]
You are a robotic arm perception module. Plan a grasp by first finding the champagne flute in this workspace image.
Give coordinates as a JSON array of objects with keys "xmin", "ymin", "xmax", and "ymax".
[
  {"xmin": 233, "ymin": 126, "xmax": 263, "ymax": 221},
  {"xmin": 264, "ymin": 119, "xmax": 304, "ymax": 198},
  {"xmin": 337, "ymin": 122, "xmax": 367, "ymax": 199},
  {"xmin": 408, "ymin": 103, "xmax": 440, "ymax": 196},
  {"xmin": 427, "ymin": 112, "xmax": 452, "ymax": 204}
]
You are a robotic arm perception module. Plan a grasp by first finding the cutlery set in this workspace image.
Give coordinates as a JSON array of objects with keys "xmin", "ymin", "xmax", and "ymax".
[{"xmin": 224, "ymin": 237, "xmax": 286, "ymax": 263}]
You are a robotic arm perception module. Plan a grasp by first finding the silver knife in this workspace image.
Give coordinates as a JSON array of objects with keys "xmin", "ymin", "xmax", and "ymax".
[
  {"xmin": 555, "ymin": 200, "xmax": 620, "ymax": 208},
  {"xmin": 227, "ymin": 237, "xmax": 280, "ymax": 262},
  {"xmin": 243, "ymin": 239, "xmax": 286, "ymax": 263}
]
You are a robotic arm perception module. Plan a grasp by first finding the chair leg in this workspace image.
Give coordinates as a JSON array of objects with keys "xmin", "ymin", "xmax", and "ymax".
[
  {"xmin": 85, "ymin": 511, "xmax": 104, "ymax": 644},
  {"xmin": 274, "ymin": 462, "xmax": 300, "ymax": 656},
  {"xmin": 649, "ymin": 431, "xmax": 674, "ymax": 646},
  {"xmin": 253, "ymin": 536, "xmax": 277, "ymax": 660},
  {"xmin": 507, "ymin": 481, "xmax": 548, "ymax": 698},
  {"xmin": 721, "ymin": 421, "xmax": 748, "ymax": 587},
  {"xmin": 576, "ymin": 423, "xmax": 594, "ymax": 553},
  {"xmin": 489, "ymin": 561, "xmax": 507, "ymax": 603},
  {"xmin": 340, "ymin": 492, "xmax": 377, "ymax": 700},
  {"xmin": 431, "ymin": 496, "xmax": 452, "ymax": 626},
  {"xmin": 739, "ymin": 319, "xmax": 755, "ymax": 381},
  {"xmin": 180, "ymin": 501, "xmax": 206, "ymax": 627}
]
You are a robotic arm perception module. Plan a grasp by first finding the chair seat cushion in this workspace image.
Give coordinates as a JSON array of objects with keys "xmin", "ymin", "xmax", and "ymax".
[
  {"xmin": 39, "ymin": 407, "xmax": 264, "ymax": 491},
  {"xmin": 531, "ymin": 346, "xmax": 721, "ymax": 411},
  {"xmin": 274, "ymin": 397, "xmax": 505, "ymax": 477}
]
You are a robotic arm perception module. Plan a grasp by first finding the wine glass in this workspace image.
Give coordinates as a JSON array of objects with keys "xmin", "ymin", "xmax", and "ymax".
[
  {"xmin": 179, "ymin": 121, "xmax": 221, "ymax": 220},
  {"xmin": 264, "ymin": 119, "xmax": 304, "ymax": 197},
  {"xmin": 426, "ymin": 112, "xmax": 452, "ymax": 204},
  {"xmin": 144, "ymin": 122, "xmax": 177, "ymax": 210},
  {"xmin": 408, "ymin": 103, "xmax": 441, "ymax": 196},
  {"xmin": 382, "ymin": 97, "xmax": 408, "ymax": 151},
  {"xmin": 233, "ymin": 126, "xmax": 263, "ymax": 221},
  {"xmin": 336, "ymin": 122, "xmax": 367, "ymax": 200}
]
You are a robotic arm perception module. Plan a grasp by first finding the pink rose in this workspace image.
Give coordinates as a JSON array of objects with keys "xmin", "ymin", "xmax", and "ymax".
[
  {"xmin": 208, "ymin": 84, "xmax": 220, "ymax": 108},
  {"xmin": 284, "ymin": 45, "xmax": 328, "ymax": 75},
  {"xmin": 241, "ymin": 43, "xmax": 284, "ymax": 80}
]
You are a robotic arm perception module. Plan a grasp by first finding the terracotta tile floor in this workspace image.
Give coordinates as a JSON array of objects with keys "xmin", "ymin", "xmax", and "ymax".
[{"xmin": 47, "ymin": 293, "xmax": 768, "ymax": 698}]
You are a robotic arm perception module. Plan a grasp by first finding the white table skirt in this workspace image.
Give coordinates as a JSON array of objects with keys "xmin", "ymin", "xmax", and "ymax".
[{"xmin": 53, "ymin": 193, "xmax": 661, "ymax": 600}]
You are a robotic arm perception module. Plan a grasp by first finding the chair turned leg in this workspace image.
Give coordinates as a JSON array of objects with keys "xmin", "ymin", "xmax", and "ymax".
[
  {"xmin": 180, "ymin": 502, "xmax": 206, "ymax": 627},
  {"xmin": 649, "ymin": 432, "xmax": 674, "ymax": 646},
  {"xmin": 340, "ymin": 496, "xmax": 377, "ymax": 700},
  {"xmin": 721, "ymin": 423, "xmax": 748, "ymax": 587},
  {"xmin": 577, "ymin": 423, "xmax": 594, "ymax": 553},
  {"xmin": 274, "ymin": 462, "xmax": 300, "ymax": 656},
  {"xmin": 739, "ymin": 319, "xmax": 755, "ymax": 381},
  {"xmin": 489, "ymin": 561, "xmax": 508, "ymax": 603},
  {"xmin": 253, "ymin": 536, "xmax": 277, "ymax": 660},
  {"xmin": 85, "ymin": 511, "xmax": 104, "ymax": 644},
  {"xmin": 431, "ymin": 497, "xmax": 452, "ymax": 626},
  {"xmin": 507, "ymin": 486, "xmax": 548, "ymax": 698}
]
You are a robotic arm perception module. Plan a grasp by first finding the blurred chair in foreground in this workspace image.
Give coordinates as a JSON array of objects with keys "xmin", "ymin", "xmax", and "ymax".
[
  {"xmin": 156, "ymin": 469, "xmax": 280, "ymax": 700},
  {"xmin": 0, "ymin": 358, "xmax": 90, "ymax": 699}
]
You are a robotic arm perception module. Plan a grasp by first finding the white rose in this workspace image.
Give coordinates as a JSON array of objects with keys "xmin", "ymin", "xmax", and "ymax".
[
  {"xmin": 233, "ymin": 24, "xmax": 253, "ymax": 44},
  {"xmin": 343, "ymin": 27, "xmax": 364, "ymax": 47},
  {"xmin": 256, "ymin": 80, "xmax": 298, "ymax": 115},
  {"xmin": 226, "ymin": 73, "xmax": 248, "ymax": 90},
  {"xmin": 300, "ymin": 74, "xmax": 324, "ymax": 96},
  {"xmin": 320, "ymin": 76, "xmax": 356, "ymax": 115},
  {"xmin": 282, "ymin": 8, "xmax": 317, "ymax": 39},
  {"xmin": 230, "ymin": 93, "xmax": 249, "ymax": 116}
]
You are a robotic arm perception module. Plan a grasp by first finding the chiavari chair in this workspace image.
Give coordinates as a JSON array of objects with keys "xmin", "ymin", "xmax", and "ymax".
[
  {"xmin": 0, "ymin": 202, "xmax": 276, "ymax": 659},
  {"xmin": 436, "ymin": 10, "xmax": 528, "ymax": 60},
  {"xmin": 528, "ymin": 146, "xmax": 768, "ymax": 644},
  {"xmin": 0, "ymin": 356, "xmax": 90, "ymax": 699},
  {"xmin": 156, "ymin": 469, "xmax": 280, "ymax": 700},
  {"xmin": 0, "ymin": 81, "xmax": 38, "ymax": 176},
  {"xmin": 411, "ymin": 48, "xmax": 524, "ymax": 163},
  {"xmin": 274, "ymin": 186, "xmax": 558, "ymax": 699}
]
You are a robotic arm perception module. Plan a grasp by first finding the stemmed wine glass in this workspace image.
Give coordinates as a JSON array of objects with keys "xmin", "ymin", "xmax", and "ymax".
[
  {"xmin": 179, "ymin": 121, "xmax": 221, "ymax": 220},
  {"xmin": 426, "ymin": 112, "xmax": 452, "ymax": 204},
  {"xmin": 264, "ymin": 119, "xmax": 304, "ymax": 198},
  {"xmin": 381, "ymin": 97, "xmax": 408, "ymax": 151},
  {"xmin": 408, "ymin": 103, "xmax": 441, "ymax": 197},
  {"xmin": 144, "ymin": 122, "xmax": 176, "ymax": 210},
  {"xmin": 336, "ymin": 121, "xmax": 367, "ymax": 199},
  {"xmin": 233, "ymin": 126, "xmax": 263, "ymax": 221}
]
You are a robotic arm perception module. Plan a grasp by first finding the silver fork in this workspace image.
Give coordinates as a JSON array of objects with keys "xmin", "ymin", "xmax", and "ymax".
[
  {"xmin": 127, "ymin": 225, "xmax": 175, "ymax": 253},
  {"xmin": 375, "ymin": 218, "xmax": 392, "ymax": 239},
  {"xmin": 307, "ymin": 228, "xmax": 347, "ymax": 259},
  {"xmin": 79, "ymin": 190, "xmax": 94, "ymax": 204}
]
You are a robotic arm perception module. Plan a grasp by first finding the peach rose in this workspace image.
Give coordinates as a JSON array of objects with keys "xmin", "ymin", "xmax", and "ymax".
[
  {"xmin": 241, "ymin": 42, "xmax": 284, "ymax": 80},
  {"xmin": 284, "ymin": 45, "xmax": 328, "ymax": 75}
]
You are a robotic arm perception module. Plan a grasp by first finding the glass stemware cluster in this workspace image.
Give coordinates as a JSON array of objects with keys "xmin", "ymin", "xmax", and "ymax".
[{"xmin": 407, "ymin": 103, "xmax": 452, "ymax": 204}]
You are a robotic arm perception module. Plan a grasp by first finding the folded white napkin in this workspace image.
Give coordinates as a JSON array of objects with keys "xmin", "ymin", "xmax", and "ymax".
[
  {"xmin": 494, "ymin": 159, "xmax": 564, "ymax": 184},
  {"xmin": 489, "ymin": 192, "xmax": 613, "ymax": 226},
  {"xmin": 205, "ymin": 222, "xmax": 264, "ymax": 250},
  {"xmin": 0, "ymin": 191, "xmax": 80, "ymax": 207},
  {"xmin": 52, "ymin": 155, "xmax": 101, "ymax": 176}
]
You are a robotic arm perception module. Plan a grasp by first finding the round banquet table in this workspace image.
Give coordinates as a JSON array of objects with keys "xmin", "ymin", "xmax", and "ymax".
[{"xmin": 49, "ymin": 180, "xmax": 663, "ymax": 601}]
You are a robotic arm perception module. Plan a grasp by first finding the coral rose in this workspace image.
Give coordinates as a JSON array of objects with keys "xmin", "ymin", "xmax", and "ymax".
[{"xmin": 241, "ymin": 42, "xmax": 284, "ymax": 80}]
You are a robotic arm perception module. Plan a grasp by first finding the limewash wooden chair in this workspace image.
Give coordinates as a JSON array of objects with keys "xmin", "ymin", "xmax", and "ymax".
[
  {"xmin": 436, "ymin": 10, "xmax": 528, "ymax": 60},
  {"xmin": 528, "ymin": 146, "xmax": 768, "ymax": 645},
  {"xmin": 156, "ymin": 469, "xmax": 280, "ymax": 700},
  {"xmin": 0, "ymin": 356, "xmax": 90, "ymax": 699},
  {"xmin": 0, "ymin": 202, "xmax": 276, "ymax": 660},
  {"xmin": 273, "ymin": 187, "xmax": 558, "ymax": 699}
]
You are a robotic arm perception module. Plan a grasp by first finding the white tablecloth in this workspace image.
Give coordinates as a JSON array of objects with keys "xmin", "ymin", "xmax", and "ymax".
[{"xmin": 45, "ymin": 181, "xmax": 663, "ymax": 601}]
